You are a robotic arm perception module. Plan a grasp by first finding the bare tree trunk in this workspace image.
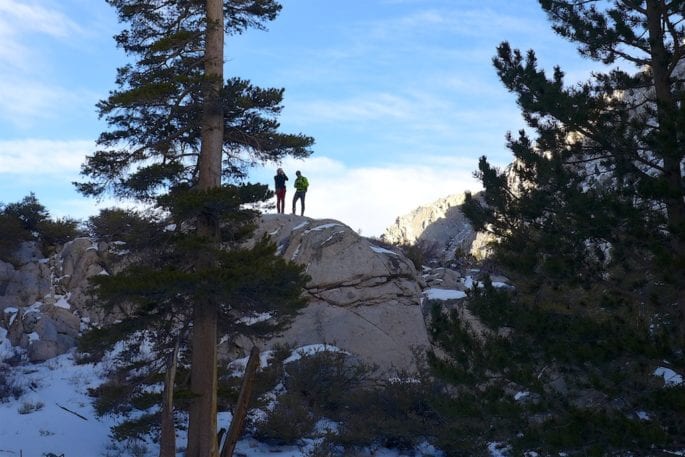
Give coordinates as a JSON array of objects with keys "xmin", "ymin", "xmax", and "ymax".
[
  {"xmin": 186, "ymin": 0, "xmax": 224, "ymax": 456},
  {"xmin": 159, "ymin": 341, "xmax": 179, "ymax": 457},
  {"xmin": 220, "ymin": 347, "xmax": 260, "ymax": 457}
]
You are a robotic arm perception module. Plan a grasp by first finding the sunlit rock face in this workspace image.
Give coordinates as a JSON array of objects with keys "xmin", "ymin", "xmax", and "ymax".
[
  {"xmin": 245, "ymin": 214, "xmax": 430, "ymax": 373},
  {"xmin": 381, "ymin": 193, "xmax": 491, "ymax": 261}
]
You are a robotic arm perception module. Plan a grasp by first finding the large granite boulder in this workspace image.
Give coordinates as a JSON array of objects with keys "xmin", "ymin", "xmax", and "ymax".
[
  {"xmin": 12, "ymin": 241, "xmax": 43, "ymax": 265},
  {"xmin": 245, "ymin": 214, "xmax": 430, "ymax": 372},
  {"xmin": 6, "ymin": 303, "xmax": 81, "ymax": 362},
  {"xmin": 57, "ymin": 238, "xmax": 109, "ymax": 309},
  {"xmin": 0, "ymin": 261, "xmax": 51, "ymax": 311},
  {"xmin": 0, "ymin": 237, "xmax": 110, "ymax": 360}
]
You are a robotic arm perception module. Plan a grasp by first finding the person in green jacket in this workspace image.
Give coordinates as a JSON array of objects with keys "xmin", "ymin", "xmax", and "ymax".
[{"xmin": 292, "ymin": 170, "xmax": 309, "ymax": 216}]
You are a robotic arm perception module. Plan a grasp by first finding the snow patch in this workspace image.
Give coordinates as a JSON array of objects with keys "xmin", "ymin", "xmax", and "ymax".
[
  {"xmin": 636, "ymin": 411, "xmax": 651, "ymax": 421},
  {"xmin": 514, "ymin": 391, "xmax": 529, "ymax": 401},
  {"xmin": 237, "ymin": 312, "xmax": 273, "ymax": 326},
  {"xmin": 321, "ymin": 231, "xmax": 345, "ymax": 246},
  {"xmin": 292, "ymin": 221, "xmax": 309, "ymax": 231},
  {"xmin": 488, "ymin": 441, "xmax": 511, "ymax": 457},
  {"xmin": 304, "ymin": 223, "xmax": 342, "ymax": 233},
  {"xmin": 424, "ymin": 288, "xmax": 466, "ymax": 300},
  {"xmin": 283, "ymin": 344, "xmax": 347, "ymax": 364},
  {"xmin": 654, "ymin": 367, "xmax": 683, "ymax": 387},
  {"xmin": 370, "ymin": 245, "xmax": 399, "ymax": 256},
  {"xmin": 54, "ymin": 296, "xmax": 71, "ymax": 310},
  {"xmin": 0, "ymin": 328, "xmax": 14, "ymax": 361},
  {"xmin": 290, "ymin": 243, "xmax": 301, "ymax": 260}
]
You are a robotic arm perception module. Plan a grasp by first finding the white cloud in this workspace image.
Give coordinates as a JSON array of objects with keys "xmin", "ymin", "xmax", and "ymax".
[
  {"xmin": 0, "ymin": 1, "xmax": 99, "ymax": 128},
  {"xmin": 0, "ymin": 0, "xmax": 83, "ymax": 38},
  {"xmin": 0, "ymin": 138, "xmax": 93, "ymax": 174},
  {"xmin": 256, "ymin": 155, "xmax": 482, "ymax": 237},
  {"xmin": 0, "ymin": 78, "xmax": 95, "ymax": 128},
  {"xmin": 0, "ymin": 0, "xmax": 83, "ymax": 73}
]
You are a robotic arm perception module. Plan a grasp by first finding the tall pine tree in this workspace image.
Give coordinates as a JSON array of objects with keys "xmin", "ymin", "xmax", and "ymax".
[
  {"xmin": 463, "ymin": 1, "xmax": 685, "ymax": 339},
  {"xmin": 76, "ymin": 1, "xmax": 314, "ymax": 456}
]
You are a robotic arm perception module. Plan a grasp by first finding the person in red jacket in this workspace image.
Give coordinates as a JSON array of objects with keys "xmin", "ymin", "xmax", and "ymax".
[{"xmin": 274, "ymin": 168, "xmax": 288, "ymax": 213}]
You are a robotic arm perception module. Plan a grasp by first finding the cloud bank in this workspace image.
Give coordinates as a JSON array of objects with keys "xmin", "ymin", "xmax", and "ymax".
[{"xmin": 255, "ymin": 155, "xmax": 482, "ymax": 237}]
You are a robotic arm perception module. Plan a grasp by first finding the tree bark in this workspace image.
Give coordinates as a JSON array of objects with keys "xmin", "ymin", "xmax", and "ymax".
[
  {"xmin": 645, "ymin": 0, "xmax": 685, "ymax": 343},
  {"xmin": 220, "ymin": 346, "xmax": 260, "ymax": 457},
  {"xmin": 186, "ymin": 0, "xmax": 224, "ymax": 456},
  {"xmin": 197, "ymin": 0, "xmax": 225, "ymax": 192},
  {"xmin": 187, "ymin": 301, "xmax": 220, "ymax": 457}
]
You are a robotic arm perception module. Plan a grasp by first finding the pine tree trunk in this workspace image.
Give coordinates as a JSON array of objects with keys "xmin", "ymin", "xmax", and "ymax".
[
  {"xmin": 186, "ymin": 0, "xmax": 224, "ymax": 456},
  {"xmin": 187, "ymin": 301, "xmax": 219, "ymax": 457},
  {"xmin": 159, "ymin": 341, "xmax": 179, "ymax": 457},
  {"xmin": 645, "ymin": 0, "xmax": 685, "ymax": 343},
  {"xmin": 197, "ymin": 0, "xmax": 225, "ymax": 192}
]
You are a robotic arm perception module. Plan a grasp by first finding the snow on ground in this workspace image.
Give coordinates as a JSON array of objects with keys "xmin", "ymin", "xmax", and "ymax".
[
  {"xmin": 463, "ymin": 276, "xmax": 511, "ymax": 289},
  {"xmin": 0, "ymin": 347, "xmax": 423, "ymax": 457},
  {"xmin": 0, "ymin": 352, "xmax": 118, "ymax": 457},
  {"xmin": 2, "ymin": 332, "xmax": 682, "ymax": 456},
  {"xmin": 654, "ymin": 366, "xmax": 684, "ymax": 387},
  {"xmin": 424, "ymin": 288, "xmax": 467, "ymax": 300}
]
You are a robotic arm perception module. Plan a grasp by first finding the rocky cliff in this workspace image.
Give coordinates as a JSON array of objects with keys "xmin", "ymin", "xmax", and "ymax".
[{"xmin": 381, "ymin": 192, "xmax": 490, "ymax": 261}]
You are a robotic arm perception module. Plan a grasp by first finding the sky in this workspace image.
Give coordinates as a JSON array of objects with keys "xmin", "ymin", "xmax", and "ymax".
[{"xmin": 0, "ymin": 0, "xmax": 604, "ymax": 236}]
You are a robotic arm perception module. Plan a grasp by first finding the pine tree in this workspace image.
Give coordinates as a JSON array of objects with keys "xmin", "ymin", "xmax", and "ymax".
[
  {"xmin": 463, "ymin": 0, "xmax": 685, "ymax": 339},
  {"xmin": 76, "ymin": 1, "xmax": 314, "ymax": 456}
]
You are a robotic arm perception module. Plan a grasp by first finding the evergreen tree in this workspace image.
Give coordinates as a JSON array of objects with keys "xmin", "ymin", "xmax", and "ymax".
[
  {"xmin": 80, "ymin": 196, "xmax": 308, "ymax": 452},
  {"xmin": 463, "ymin": 0, "xmax": 685, "ymax": 339},
  {"xmin": 76, "ymin": 1, "xmax": 314, "ymax": 455},
  {"xmin": 0, "ymin": 193, "xmax": 82, "ymax": 259}
]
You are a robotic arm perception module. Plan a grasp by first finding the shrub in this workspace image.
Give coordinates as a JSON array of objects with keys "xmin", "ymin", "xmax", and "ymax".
[
  {"xmin": 336, "ymin": 379, "xmax": 439, "ymax": 450},
  {"xmin": 0, "ymin": 193, "xmax": 82, "ymax": 257},
  {"xmin": 2, "ymin": 192, "xmax": 49, "ymax": 233},
  {"xmin": 252, "ymin": 350, "xmax": 441, "ymax": 452},
  {"xmin": 402, "ymin": 239, "xmax": 440, "ymax": 269},
  {"xmin": 38, "ymin": 217, "xmax": 84, "ymax": 248},
  {"xmin": 111, "ymin": 413, "xmax": 159, "ymax": 442},
  {"xmin": 0, "ymin": 365, "xmax": 23, "ymax": 402},
  {"xmin": 0, "ymin": 213, "xmax": 30, "ymax": 260},
  {"xmin": 283, "ymin": 351, "xmax": 373, "ymax": 416},
  {"xmin": 18, "ymin": 400, "xmax": 44, "ymax": 414},
  {"xmin": 253, "ymin": 391, "xmax": 316, "ymax": 445},
  {"xmin": 86, "ymin": 208, "xmax": 162, "ymax": 250}
]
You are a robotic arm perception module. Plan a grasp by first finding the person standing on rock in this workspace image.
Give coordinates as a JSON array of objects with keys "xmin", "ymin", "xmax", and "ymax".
[
  {"xmin": 292, "ymin": 170, "xmax": 309, "ymax": 216},
  {"xmin": 274, "ymin": 167, "xmax": 288, "ymax": 214}
]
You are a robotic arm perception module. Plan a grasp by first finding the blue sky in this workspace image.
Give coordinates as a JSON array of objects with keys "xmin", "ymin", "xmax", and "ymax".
[{"xmin": 0, "ymin": 0, "xmax": 602, "ymax": 236}]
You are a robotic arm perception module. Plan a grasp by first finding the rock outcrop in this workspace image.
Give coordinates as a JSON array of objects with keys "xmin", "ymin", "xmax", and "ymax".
[
  {"xmin": 382, "ymin": 193, "xmax": 491, "ymax": 261},
  {"xmin": 1, "ymin": 216, "xmax": 431, "ymax": 371},
  {"xmin": 246, "ymin": 214, "xmax": 430, "ymax": 372},
  {"xmin": 0, "ymin": 239, "xmax": 110, "ymax": 362}
]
